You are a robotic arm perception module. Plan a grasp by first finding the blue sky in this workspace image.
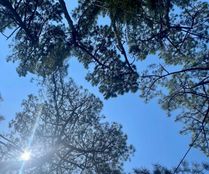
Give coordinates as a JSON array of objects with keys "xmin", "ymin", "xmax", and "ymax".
[{"xmin": 0, "ymin": 1, "xmax": 208, "ymax": 173}]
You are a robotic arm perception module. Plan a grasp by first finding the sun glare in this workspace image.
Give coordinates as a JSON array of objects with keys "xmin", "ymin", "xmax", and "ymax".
[{"xmin": 20, "ymin": 150, "xmax": 31, "ymax": 161}]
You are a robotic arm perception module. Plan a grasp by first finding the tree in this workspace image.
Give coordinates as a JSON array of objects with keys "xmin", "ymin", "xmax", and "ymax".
[
  {"xmin": 0, "ymin": 0, "xmax": 139, "ymax": 99},
  {"xmin": 0, "ymin": 72, "xmax": 133, "ymax": 173},
  {"xmin": 0, "ymin": 0, "xmax": 208, "ymax": 156},
  {"xmin": 133, "ymin": 161, "xmax": 209, "ymax": 174}
]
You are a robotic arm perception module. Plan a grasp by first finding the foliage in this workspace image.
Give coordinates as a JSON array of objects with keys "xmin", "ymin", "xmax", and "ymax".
[
  {"xmin": 133, "ymin": 161, "xmax": 209, "ymax": 174},
  {"xmin": 0, "ymin": 0, "xmax": 209, "ymax": 156},
  {"xmin": 0, "ymin": 72, "xmax": 133, "ymax": 173}
]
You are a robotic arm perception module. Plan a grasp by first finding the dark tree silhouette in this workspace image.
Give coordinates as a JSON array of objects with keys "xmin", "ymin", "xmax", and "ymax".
[
  {"xmin": 0, "ymin": 72, "xmax": 133, "ymax": 173},
  {"xmin": 133, "ymin": 161, "xmax": 209, "ymax": 174}
]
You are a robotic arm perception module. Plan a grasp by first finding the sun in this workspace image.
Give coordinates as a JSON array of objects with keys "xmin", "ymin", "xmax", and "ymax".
[{"xmin": 20, "ymin": 150, "xmax": 31, "ymax": 161}]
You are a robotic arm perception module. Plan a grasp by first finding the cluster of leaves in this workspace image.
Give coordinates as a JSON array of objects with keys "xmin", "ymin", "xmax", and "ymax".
[
  {"xmin": 134, "ymin": 161, "xmax": 209, "ymax": 174},
  {"xmin": 0, "ymin": 72, "xmax": 133, "ymax": 173}
]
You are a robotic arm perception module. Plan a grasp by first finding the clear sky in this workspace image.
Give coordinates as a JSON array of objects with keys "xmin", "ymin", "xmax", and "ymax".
[{"xmin": 0, "ymin": 1, "xmax": 208, "ymax": 173}]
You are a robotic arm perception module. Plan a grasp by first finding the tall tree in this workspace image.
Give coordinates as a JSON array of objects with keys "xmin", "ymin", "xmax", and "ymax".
[
  {"xmin": 0, "ymin": 72, "xmax": 133, "ymax": 173},
  {"xmin": 0, "ymin": 0, "xmax": 208, "ymax": 155}
]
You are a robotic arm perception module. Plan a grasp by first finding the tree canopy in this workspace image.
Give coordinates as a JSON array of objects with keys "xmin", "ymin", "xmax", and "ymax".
[
  {"xmin": 134, "ymin": 161, "xmax": 209, "ymax": 174},
  {"xmin": 0, "ymin": 0, "xmax": 208, "ymax": 159},
  {"xmin": 0, "ymin": 72, "xmax": 133, "ymax": 173}
]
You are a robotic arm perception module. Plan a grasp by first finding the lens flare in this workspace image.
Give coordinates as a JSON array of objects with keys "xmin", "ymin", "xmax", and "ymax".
[{"xmin": 19, "ymin": 105, "xmax": 42, "ymax": 174}]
